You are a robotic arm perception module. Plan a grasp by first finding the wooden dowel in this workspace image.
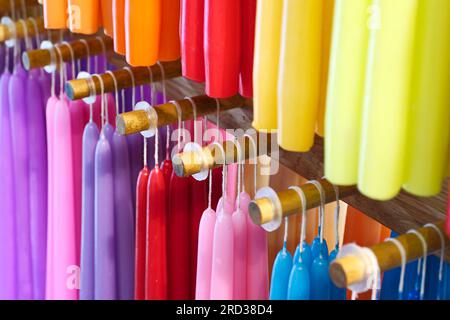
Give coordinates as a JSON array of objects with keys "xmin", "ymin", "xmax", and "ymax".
[
  {"xmin": 0, "ymin": 16, "xmax": 45, "ymax": 42},
  {"xmin": 65, "ymin": 60, "xmax": 182, "ymax": 100},
  {"xmin": 22, "ymin": 36, "xmax": 113, "ymax": 70},
  {"xmin": 330, "ymin": 221, "xmax": 449, "ymax": 288},
  {"xmin": 0, "ymin": 0, "xmax": 37, "ymax": 13},
  {"xmin": 116, "ymin": 94, "xmax": 251, "ymax": 136},
  {"xmin": 248, "ymin": 179, "xmax": 357, "ymax": 225}
]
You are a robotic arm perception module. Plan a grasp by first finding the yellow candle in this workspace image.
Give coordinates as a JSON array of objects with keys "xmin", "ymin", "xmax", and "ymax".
[
  {"xmin": 316, "ymin": 0, "xmax": 335, "ymax": 137},
  {"xmin": 278, "ymin": 0, "xmax": 324, "ymax": 152},
  {"xmin": 324, "ymin": 0, "xmax": 371, "ymax": 186},
  {"xmin": 358, "ymin": 0, "xmax": 419, "ymax": 200},
  {"xmin": 252, "ymin": 0, "xmax": 283, "ymax": 132},
  {"xmin": 403, "ymin": 0, "xmax": 450, "ymax": 196}
]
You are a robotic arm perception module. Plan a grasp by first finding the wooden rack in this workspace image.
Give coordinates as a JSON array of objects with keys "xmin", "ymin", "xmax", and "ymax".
[
  {"xmin": 0, "ymin": 0, "xmax": 38, "ymax": 14},
  {"xmin": 64, "ymin": 60, "xmax": 182, "ymax": 100},
  {"xmin": 0, "ymin": 16, "xmax": 45, "ymax": 42}
]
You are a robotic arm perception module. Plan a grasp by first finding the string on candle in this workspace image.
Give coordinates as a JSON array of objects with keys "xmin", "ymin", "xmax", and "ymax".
[
  {"xmin": 308, "ymin": 180, "xmax": 326, "ymax": 244},
  {"xmin": 61, "ymin": 42, "xmax": 76, "ymax": 82},
  {"xmin": 96, "ymin": 36, "xmax": 107, "ymax": 74},
  {"xmin": 384, "ymin": 238, "xmax": 406, "ymax": 298},
  {"xmin": 329, "ymin": 181, "xmax": 341, "ymax": 250},
  {"xmin": 424, "ymin": 223, "xmax": 445, "ymax": 299},
  {"xmin": 79, "ymin": 39, "xmax": 91, "ymax": 74},
  {"xmin": 289, "ymin": 186, "xmax": 307, "ymax": 259},
  {"xmin": 54, "ymin": 46, "xmax": 65, "ymax": 96},
  {"xmin": 106, "ymin": 71, "xmax": 120, "ymax": 117},
  {"xmin": 407, "ymin": 229, "xmax": 428, "ymax": 300}
]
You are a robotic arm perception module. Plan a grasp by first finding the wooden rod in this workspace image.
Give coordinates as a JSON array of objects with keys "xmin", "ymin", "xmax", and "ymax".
[
  {"xmin": 248, "ymin": 179, "xmax": 357, "ymax": 226},
  {"xmin": 21, "ymin": 36, "xmax": 113, "ymax": 70},
  {"xmin": 0, "ymin": 0, "xmax": 38, "ymax": 13},
  {"xmin": 0, "ymin": 16, "xmax": 45, "ymax": 42},
  {"xmin": 330, "ymin": 221, "xmax": 449, "ymax": 289},
  {"xmin": 64, "ymin": 60, "xmax": 182, "ymax": 100},
  {"xmin": 116, "ymin": 94, "xmax": 251, "ymax": 136}
]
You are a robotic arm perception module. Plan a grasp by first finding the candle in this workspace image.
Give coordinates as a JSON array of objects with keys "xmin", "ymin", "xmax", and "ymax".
[
  {"xmin": 159, "ymin": 0, "xmax": 181, "ymax": 61},
  {"xmin": 125, "ymin": 0, "xmax": 162, "ymax": 66},
  {"xmin": 358, "ymin": 0, "xmax": 419, "ymax": 200},
  {"xmin": 68, "ymin": 0, "xmax": 101, "ymax": 34},
  {"xmin": 204, "ymin": 0, "xmax": 241, "ymax": 98},
  {"xmin": 145, "ymin": 165, "xmax": 168, "ymax": 300},
  {"xmin": 101, "ymin": 0, "xmax": 114, "ymax": 36},
  {"xmin": 0, "ymin": 70, "xmax": 16, "ymax": 300},
  {"xmin": 403, "ymin": 0, "xmax": 450, "ymax": 196},
  {"xmin": 310, "ymin": 255, "xmax": 330, "ymax": 300},
  {"xmin": 80, "ymin": 121, "xmax": 100, "ymax": 300},
  {"xmin": 324, "ymin": 0, "xmax": 371, "ymax": 186},
  {"xmin": 233, "ymin": 192, "xmax": 250, "ymax": 299},
  {"xmin": 94, "ymin": 131, "xmax": 117, "ymax": 300},
  {"xmin": 270, "ymin": 233, "xmax": 292, "ymax": 300},
  {"xmin": 134, "ymin": 166, "xmax": 150, "ymax": 300},
  {"xmin": 43, "ymin": 0, "xmax": 68, "ymax": 29},
  {"xmin": 26, "ymin": 70, "xmax": 47, "ymax": 300},
  {"xmin": 168, "ymin": 172, "xmax": 191, "ymax": 300},
  {"xmin": 239, "ymin": 0, "xmax": 257, "ymax": 98},
  {"xmin": 278, "ymin": 0, "xmax": 324, "ymax": 152},
  {"xmin": 113, "ymin": 0, "xmax": 126, "ymax": 55},
  {"xmin": 181, "ymin": 0, "xmax": 206, "ymax": 82}
]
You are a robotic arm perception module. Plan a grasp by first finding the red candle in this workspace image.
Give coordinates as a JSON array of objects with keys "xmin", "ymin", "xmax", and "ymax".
[
  {"xmin": 181, "ymin": 0, "xmax": 206, "ymax": 82},
  {"xmin": 204, "ymin": 0, "xmax": 242, "ymax": 98},
  {"xmin": 145, "ymin": 165, "xmax": 168, "ymax": 300},
  {"xmin": 134, "ymin": 166, "xmax": 150, "ymax": 300},
  {"xmin": 239, "ymin": 0, "xmax": 257, "ymax": 98},
  {"xmin": 167, "ymin": 172, "xmax": 191, "ymax": 299}
]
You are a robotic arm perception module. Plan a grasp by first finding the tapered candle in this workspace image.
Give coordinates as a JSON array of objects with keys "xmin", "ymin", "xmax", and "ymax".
[
  {"xmin": 125, "ymin": 0, "xmax": 162, "ymax": 66},
  {"xmin": 233, "ymin": 192, "xmax": 250, "ymax": 299},
  {"xmin": 101, "ymin": 0, "xmax": 114, "ymax": 36},
  {"xmin": 358, "ymin": 0, "xmax": 419, "ymax": 200},
  {"xmin": 9, "ymin": 65, "xmax": 33, "ymax": 299},
  {"xmin": 52, "ymin": 95, "xmax": 78, "ymax": 300},
  {"xmin": 324, "ymin": 0, "xmax": 371, "ymax": 186},
  {"xmin": 181, "ymin": 0, "xmax": 206, "ymax": 82},
  {"xmin": 239, "ymin": 0, "xmax": 257, "ymax": 98},
  {"xmin": 159, "ymin": 0, "xmax": 181, "ymax": 61},
  {"xmin": 113, "ymin": 0, "xmax": 126, "ymax": 55},
  {"xmin": 146, "ymin": 165, "xmax": 168, "ymax": 300},
  {"xmin": 316, "ymin": 0, "xmax": 335, "ymax": 137},
  {"xmin": 403, "ymin": 0, "xmax": 450, "ymax": 197},
  {"xmin": 94, "ymin": 131, "xmax": 117, "ymax": 300},
  {"xmin": 168, "ymin": 172, "xmax": 191, "ymax": 300},
  {"xmin": 80, "ymin": 121, "xmax": 100, "ymax": 300},
  {"xmin": 39, "ymin": 72, "xmax": 52, "ymax": 108},
  {"xmin": 27, "ymin": 70, "xmax": 47, "ymax": 300},
  {"xmin": 310, "ymin": 255, "xmax": 330, "ymax": 300},
  {"xmin": 204, "ymin": 0, "xmax": 241, "ymax": 98},
  {"xmin": 210, "ymin": 196, "xmax": 235, "ymax": 300},
  {"xmin": 43, "ymin": 0, "xmax": 68, "ymax": 29},
  {"xmin": 69, "ymin": 0, "xmax": 101, "ymax": 34},
  {"xmin": 134, "ymin": 166, "xmax": 150, "ymax": 300},
  {"xmin": 0, "ymin": 70, "xmax": 16, "ymax": 300},
  {"xmin": 278, "ymin": 0, "xmax": 324, "ymax": 152},
  {"xmin": 112, "ymin": 130, "xmax": 135, "ymax": 300}
]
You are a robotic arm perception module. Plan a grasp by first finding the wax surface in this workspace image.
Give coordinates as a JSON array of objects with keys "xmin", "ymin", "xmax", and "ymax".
[
  {"xmin": 278, "ymin": 0, "xmax": 324, "ymax": 152},
  {"xmin": 233, "ymin": 192, "xmax": 250, "ymax": 299},
  {"xmin": 159, "ymin": 0, "xmax": 181, "ymax": 61},
  {"xmin": 358, "ymin": 0, "xmax": 419, "ymax": 200},
  {"xmin": 403, "ymin": 0, "xmax": 450, "ymax": 196},
  {"xmin": 101, "ymin": 0, "xmax": 114, "ymax": 36},
  {"xmin": 69, "ymin": 0, "xmax": 101, "ymax": 34},
  {"xmin": 113, "ymin": 0, "xmax": 126, "ymax": 55},
  {"xmin": 324, "ymin": 0, "xmax": 371, "ymax": 185},
  {"xmin": 239, "ymin": 0, "xmax": 257, "ymax": 98},
  {"xmin": 43, "ymin": 0, "xmax": 68, "ymax": 29}
]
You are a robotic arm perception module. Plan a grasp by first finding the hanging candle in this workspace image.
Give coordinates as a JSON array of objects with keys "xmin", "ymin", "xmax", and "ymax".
[
  {"xmin": 278, "ymin": 0, "xmax": 324, "ymax": 152},
  {"xmin": 8, "ymin": 64, "xmax": 33, "ymax": 300},
  {"xmin": 204, "ymin": 0, "xmax": 241, "ymax": 98},
  {"xmin": 135, "ymin": 164, "xmax": 150, "ymax": 300},
  {"xmin": 403, "ymin": 0, "xmax": 450, "ymax": 197},
  {"xmin": 69, "ymin": 0, "xmax": 101, "ymax": 34},
  {"xmin": 324, "ymin": 0, "xmax": 371, "ymax": 186},
  {"xmin": 316, "ymin": 0, "xmax": 335, "ymax": 137},
  {"xmin": 358, "ymin": 0, "xmax": 419, "ymax": 200},
  {"xmin": 113, "ymin": 0, "xmax": 126, "ymax": 55},
  {"xmin": 27, "ymin": 70, "xmax": 48, "ymax": 300},
  {"xmin": 94, "ymin": 130, "xmax": 117, "ymax": 300},
  {"xmin": 125, "ymin": 0, "xmax": 162, "ymax": 66},
  {"xmin": 252, "ymin": 0, "xmax": 283, "ymax": 131},
  {"xmin": 43, "ymin": 0, "xmax": 68, "ymax": 29},
  {"xmin": 269, "ymin": 219, "xmax": 292, "ymax": 300},
  {"xmin": 239, "ymin": 0, "xmax": 257, "ymax": 98},
  {"xmin": 101, "ymin": 0, "xmax": 114, "ymax": 36},
  {"xmin": 293, "ymin": 241, "xmax": 313, "ymax": 270},
  {"xmin": 0, "ymin": 70, "xmax": 16, "ymax": 300},
  {"xmin": 181, "ymin": 0, "xmax": 205, "ymax": 82},
  {"xmin": 80, "ymin": 119, "xmax": 100, "ymax": 300},
  {"xmin": 159, "ymin": 0, "xmax": 181, "ymax": 61},
  {"xmin": 112, "ymin": 130, "xmax": 135, "ymax": 300},
  {"xmin": 146, "ymin": 161, "xmax": 168, "ymax": 300}
]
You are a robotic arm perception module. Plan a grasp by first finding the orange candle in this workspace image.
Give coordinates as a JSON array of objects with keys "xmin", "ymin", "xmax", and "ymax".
[
  {"xmin": 43, "ymin": 0, "xmax": 68, "ymax": 29},
  {"xmin": 113, "ymin": 0, "xmax": 126, "ymax": 55},
  {"xmin": 101, "ymin": 0, "xmax": 114, "ymax": 37},
  {"xmin": 159, "ymin": 0, "xmax": 181, "ymax": 61},
  {"xmin": 125, "ymin": 0, "xmax": 162, "ymax": 66},
  {"xmin": 68, "ymin": 0, "xmax": 101, "ymax": 34}
]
